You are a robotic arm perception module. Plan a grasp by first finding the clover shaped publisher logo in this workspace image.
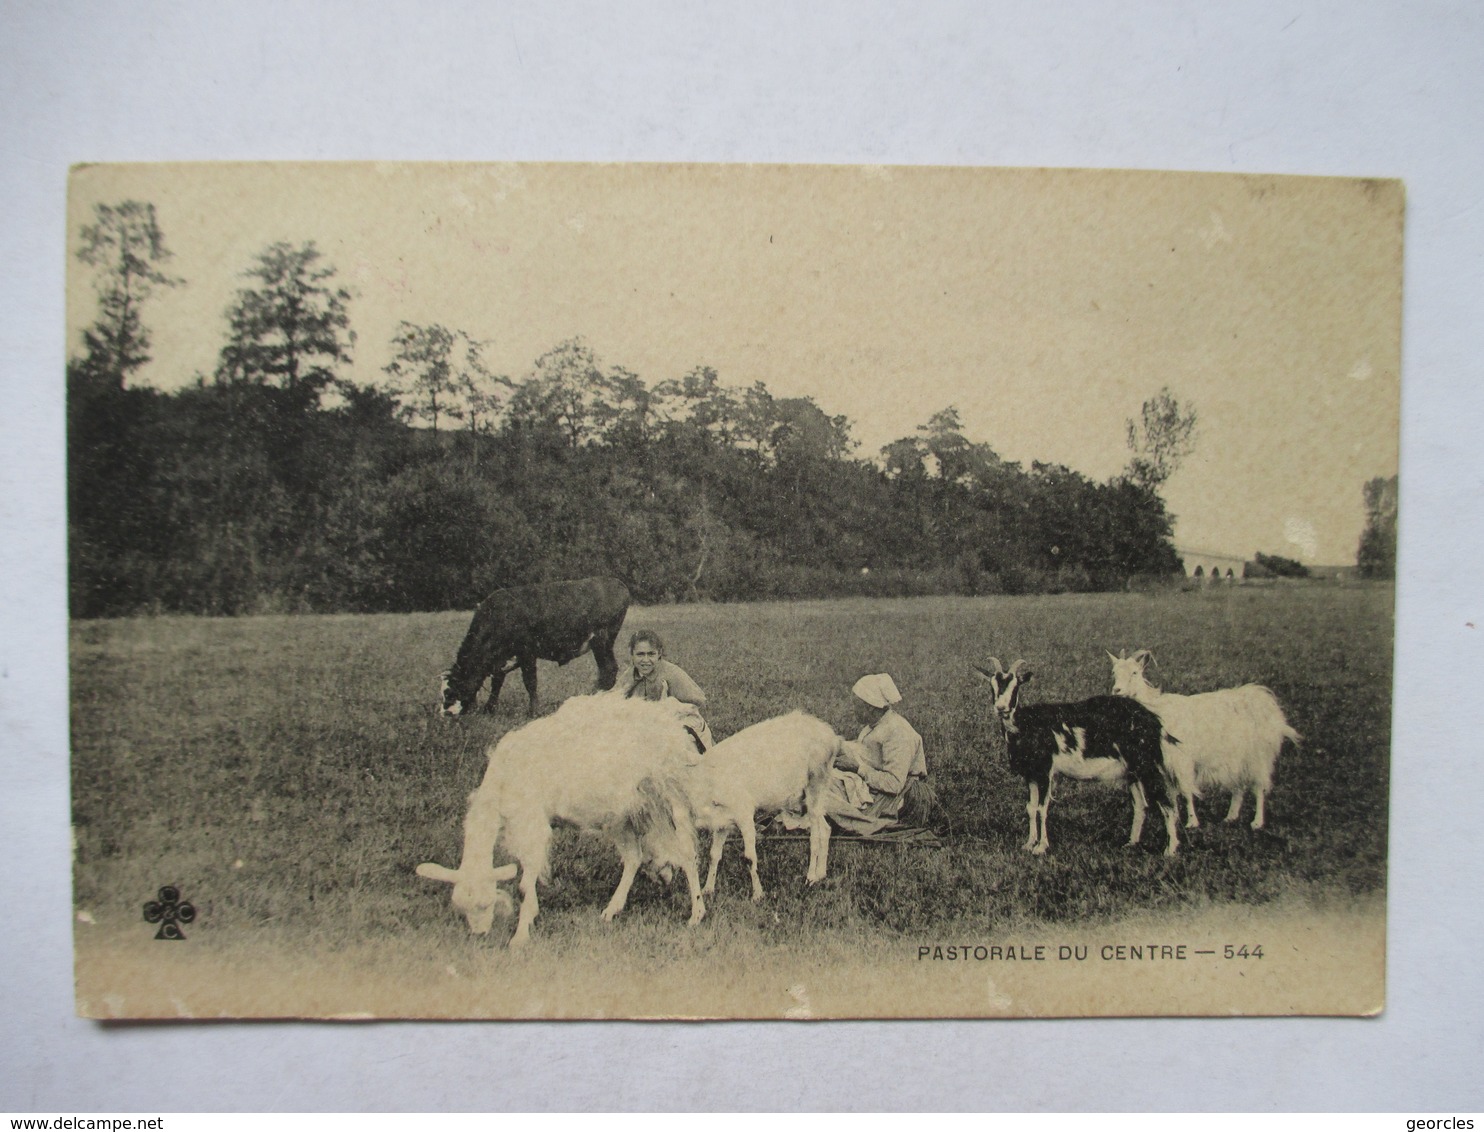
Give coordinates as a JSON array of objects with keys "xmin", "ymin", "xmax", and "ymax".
[{"xmin": 143, "ymin": 885, "xmax": 196, "ymax": 940}]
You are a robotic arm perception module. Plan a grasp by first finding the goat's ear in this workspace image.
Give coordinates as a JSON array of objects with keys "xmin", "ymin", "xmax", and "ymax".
[
  {"xmin": 972, "ymin": 665, "xmax": 993, "ymax": 681},
  {"xmin": 416, "ymin": 862, "xmax": 460, "ymax": 885}
]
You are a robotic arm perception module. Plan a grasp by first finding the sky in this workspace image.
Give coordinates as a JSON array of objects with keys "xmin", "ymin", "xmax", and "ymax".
[{"xmin": 67, "ymin": 162, "xmax": 1402, "ymax": 565}]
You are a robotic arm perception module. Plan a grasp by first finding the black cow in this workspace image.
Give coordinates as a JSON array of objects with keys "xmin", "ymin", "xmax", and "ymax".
[{"xmin": 440, "ymin": 576, "xmax": 630, "ymax": 717}]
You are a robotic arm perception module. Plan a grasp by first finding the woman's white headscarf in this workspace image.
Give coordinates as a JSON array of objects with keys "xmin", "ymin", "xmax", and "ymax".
[{"xmin": 852, "ymin": 673, "xmax": 902, "ymax": 709}]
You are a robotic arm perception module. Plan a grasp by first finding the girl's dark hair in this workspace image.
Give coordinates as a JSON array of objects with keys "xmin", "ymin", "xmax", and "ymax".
[{"xmin": 628, "ymin": 629, "xmax": 665, "ymax": 656}]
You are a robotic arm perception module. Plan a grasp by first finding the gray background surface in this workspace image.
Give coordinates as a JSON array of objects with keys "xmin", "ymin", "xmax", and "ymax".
[{"xmin": 3, "ymin": 1, "xmax": 1479, "ymax": 1111}]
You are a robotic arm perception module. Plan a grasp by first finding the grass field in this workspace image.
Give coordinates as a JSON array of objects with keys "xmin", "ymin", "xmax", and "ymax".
[{"xmin": 69, "ymin": 584, "xmax": 1393, "ymax": 1015}]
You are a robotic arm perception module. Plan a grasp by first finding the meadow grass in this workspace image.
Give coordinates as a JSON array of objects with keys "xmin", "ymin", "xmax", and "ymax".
[{"xmin": 71, "ymin": 585, "xmax": 1392, "ymax": 955}]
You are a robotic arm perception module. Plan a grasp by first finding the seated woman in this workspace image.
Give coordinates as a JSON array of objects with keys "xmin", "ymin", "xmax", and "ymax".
[
  {"xmin": 823, "ymin": 673, "xmax": 932, "ymax": 835},
  {"xmin": 613, "ymin": 629, "xmax": 713, "ymax": 752}
]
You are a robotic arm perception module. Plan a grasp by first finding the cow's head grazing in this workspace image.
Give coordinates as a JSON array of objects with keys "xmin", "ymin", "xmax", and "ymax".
[{"xmin": 440, "ymin": 670, "xmax": 468, "ymax": 717}]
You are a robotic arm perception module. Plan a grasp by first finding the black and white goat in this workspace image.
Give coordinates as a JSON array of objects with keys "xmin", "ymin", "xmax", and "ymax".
[{"xmin": 974, "ymin": 658, "xmax": 1183, "ymax": 857}]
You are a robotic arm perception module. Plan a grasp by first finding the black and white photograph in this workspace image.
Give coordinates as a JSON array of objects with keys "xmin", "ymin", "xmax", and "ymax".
[
  {"xmin": 66, "ymin": 161, "xmax": 1398, "ymax": 1019},
  {"xmin": 8, "ymin": 1, "xmax": 1484, "ymax": 1112}
]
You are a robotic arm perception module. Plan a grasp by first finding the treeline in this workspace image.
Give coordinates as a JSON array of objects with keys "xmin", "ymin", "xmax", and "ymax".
[
  {"xmin": 67, "ymin": 211, "xmax": 1183, "ymax": 618},
  {"xmin": 1356, "ymin": 474, "xmax": 1398, "ymax": 580},
  {"xmin": 67, "ymin": 359, "xmax": 1182, "ymax": 616}
]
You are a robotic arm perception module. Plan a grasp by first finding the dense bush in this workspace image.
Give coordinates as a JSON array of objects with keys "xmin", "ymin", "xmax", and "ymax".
[
  {"xmin": 68, "ymin": 359, "xmax": 1184, "ymax": 617},
  {"xmin": 1246, "ymin": 552, "xmax": 1311, "ymax": 580}
]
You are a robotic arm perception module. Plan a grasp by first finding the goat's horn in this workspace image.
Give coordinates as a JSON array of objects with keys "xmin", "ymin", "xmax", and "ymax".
[
  {"xmin": 986, "ymin": 657, "xmax": 1005, "ymax": 673},
  {"xmin": 1132, "ymin": 649, "xmax": 1153, "ymax": 664},
  {"xmin": 1009, "ymin": 659, "xmax": 1027, "ymax": 676}
]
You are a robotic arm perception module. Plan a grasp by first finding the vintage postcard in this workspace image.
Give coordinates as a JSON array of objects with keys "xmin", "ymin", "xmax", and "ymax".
[{"xmin": 68, "ymin": 162, "xmax": 1399, "ymax": 1019}]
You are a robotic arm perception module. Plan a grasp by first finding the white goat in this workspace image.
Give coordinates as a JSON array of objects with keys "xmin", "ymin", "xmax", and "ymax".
[
  {"xmin": 416, "ymin": 694, "xmax": 706, "ymax": 946},
  {"xmin": 682, "ymin": 711, "xmax": 842, "ymax": 901},
  {"xmin": 1108, "ymin": 649, "xmax": 1300, "ymax": 830}
]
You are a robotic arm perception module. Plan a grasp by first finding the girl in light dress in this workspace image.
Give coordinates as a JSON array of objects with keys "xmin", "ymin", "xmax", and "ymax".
[{"xmin": 613, "ymin": 628, "xmax": 713, "ymax": 753}]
